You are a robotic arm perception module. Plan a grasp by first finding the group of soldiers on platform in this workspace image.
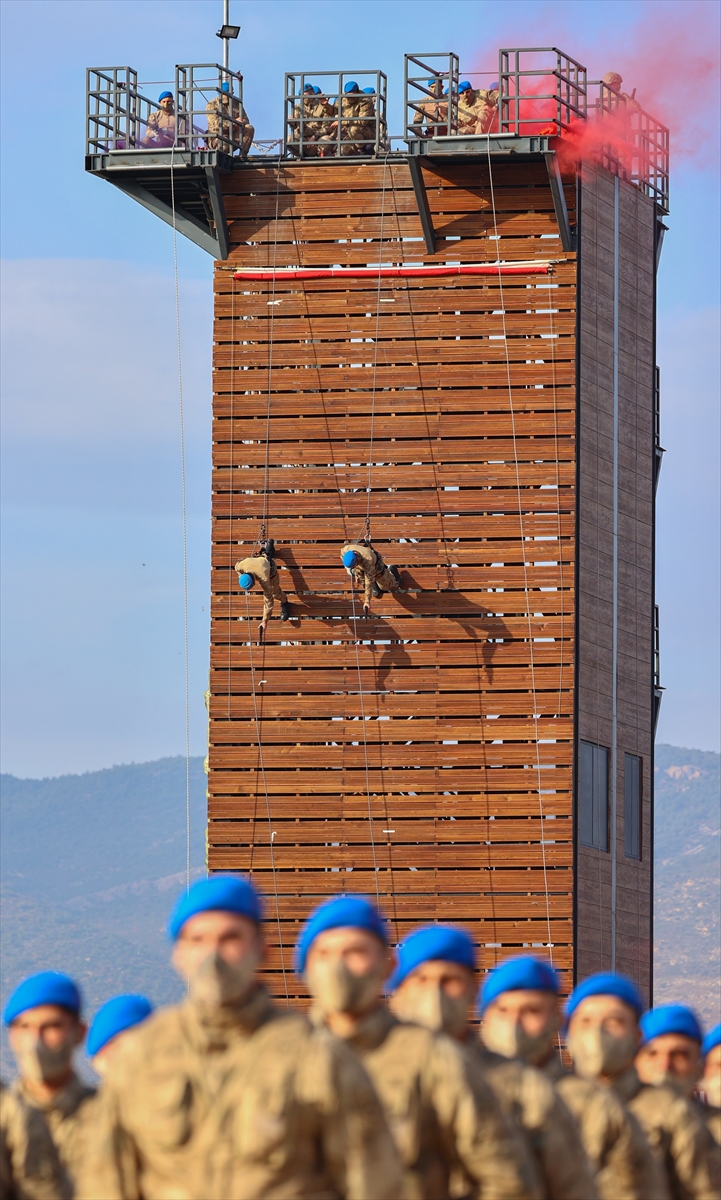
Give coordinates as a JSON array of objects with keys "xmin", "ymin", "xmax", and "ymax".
[
  {"xmin": 140, "ymin": 83, "xmax": 254, "ymax": 157},
  {"xmin": 287, "ymin": 81, "xmax": 385, "ymax": 157},
  {"xmin": 2, "ymin": 874, "xmax": 720, "ymax": 1199}
]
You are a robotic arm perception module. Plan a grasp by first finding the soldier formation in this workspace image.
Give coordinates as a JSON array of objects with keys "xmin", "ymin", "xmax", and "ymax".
[{"xmin": 2, "ymin": 875, "xmax": 719, "ymax": 1199}]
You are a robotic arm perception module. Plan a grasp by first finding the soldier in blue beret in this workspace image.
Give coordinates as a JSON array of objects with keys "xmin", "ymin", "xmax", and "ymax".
[
  {"xmin": 4, "ymin": 971, "xmax": 95, "ymax": 1192},
  {"xmin": 79, "ymin": 876, "xmax": 403, "ymax": 1200},
  {"xmin": 86, "ymin": 994, "xmax": 153, "ymax": 1075},
  {"xmin": 636, "ymin": 1005, "xmax": 705, "ymax": 1096},
  {"xmin": 699, "ymin": 1025, "xmax": 721, "ymax": 1145}
]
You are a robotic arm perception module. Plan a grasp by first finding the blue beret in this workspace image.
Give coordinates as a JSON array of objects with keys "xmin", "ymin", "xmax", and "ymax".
[
  {"xmin": 167, "ymin": 874, "xmax": 263, "ymax": 941},
  {"xmin": 87, "ymin": 994, "xmax": 153, "ymax": 1056},
  {"xmin": 459, "ymin": 81, "xmax": 473, "ymax": 92},
  {"xmin": 565, "ymin": 972, "xmax": 645, "ymax": 1023},
  {"xmin": 702, "ymin": 1023, "xmax": 721, "ymax": 1058},
  {"xmin": 479, "ymin": 955, "xmax": 559, "ymax": 1015},
  {"xmin": 3, "ymin": 972, "xmax": 82, "ymax": 1025},
  {"xmin": 295, "ymin": 895, "xmax": 387, "ymax": 973},
  {"xmin": 390, "ymin": 926, "xmax": 475, "ymax": 990},
  {"xmin": 158, "ymin": 91, "xmax": 173, "ymax": 102},
  {"xmin": 640, "ymin": 1005, "xmax": 704, "ymax": 1046},
  {"xmin": 344, "ymin": 81, "xmax": 359, "ymax": 94}
]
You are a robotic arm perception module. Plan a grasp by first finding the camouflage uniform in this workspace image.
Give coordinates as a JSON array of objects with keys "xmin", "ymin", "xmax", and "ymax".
[
  {"xmin": 79, "ymin": 987, "xmax": 402, "ymax": 1200},
  {"xmin": 542, "ymin": 1054, "xmax": 670, "ymax": 1199},
  {"xmin": 611, "ymin": 1066, "xmax": 721, "ymax": 1200},
  {"xmin": 412, "ymin": 91, "xmax": 449, "ymax": 138},
  {"xmin": 1, "ymin": 1082, "xmax": 69, "ymax": 1200},
  {"xmin": 469, "ymin": 1042, "xmax": 598, "ymax": 1199},
  {"xmin": 141, "ymin": 108, "xmax": 177, "ymax": 148},
  {"xmin": 458, "ymin": 90, "xmax": 497, "ymax": 136},
  {"xmin": 696, "ymin": 1099, "xmax": 720, "ymax": 1147},
  {"xmin": 13, "ymin": 1076, "xmax": 94, "ymax": 1197},
  {"xmin": 206, "ymin": 95, "xmax": 254, "ymax": 155},
  {"xmin": 341, "ymin": 543, "xmax": 399, "ymax": 609},
  {"xmin": 235, "ymin": 554, "xmax": 287, "ymax": 624},
  {"xmin": 314, "ymin": 1005, "xmax": 540, "ymax": 1200}
]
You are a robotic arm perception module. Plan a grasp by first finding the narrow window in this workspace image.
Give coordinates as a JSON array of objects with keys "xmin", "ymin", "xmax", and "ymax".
[
  {"xmin": 624, "ymin": 753, "xmax": 642, "ymax": 860},
  {"xmin": 580, "ymin": 740, "xmax": 609, "ymax": 851}
]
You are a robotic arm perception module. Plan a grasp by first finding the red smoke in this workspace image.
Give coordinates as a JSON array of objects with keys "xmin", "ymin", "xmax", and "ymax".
[{"xmin": 468, "ymin": 0, "xmax": 720, "ymax": 172}]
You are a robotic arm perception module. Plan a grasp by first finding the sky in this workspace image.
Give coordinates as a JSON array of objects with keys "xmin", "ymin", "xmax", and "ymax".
[{"xmin": 1, "ymin": 0, "xmax": 719, "ymax": 777}]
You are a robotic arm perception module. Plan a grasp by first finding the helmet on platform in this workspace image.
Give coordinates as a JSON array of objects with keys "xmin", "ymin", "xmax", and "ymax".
[
  {"xmin": 239, "ymin": 572, "xmax": 255, "ymax": 590},
  {"xmin": 344, "ymin": 80, "xmax": 360, "ymax": 93},
  {"xmin": 459, "ymin": 81, "xmax": 473, "ymax": 93},
  {"xmin": 602, "ymin": 72, "xmax": 623, "ymax": 90},
  {"xmin": 342, "ymin": 550, "xmax": 358, "ymax": 568}
]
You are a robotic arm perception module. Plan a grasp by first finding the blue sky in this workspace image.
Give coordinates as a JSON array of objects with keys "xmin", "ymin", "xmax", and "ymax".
[{"xmin": 1, "ymin": 0, "xmax": 719, "ymax": 776}]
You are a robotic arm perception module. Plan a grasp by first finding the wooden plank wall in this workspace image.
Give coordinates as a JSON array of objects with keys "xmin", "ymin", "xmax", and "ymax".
[{"xmin": 209, "ymin": 158, "xmax": 578, "ymax": 1002}]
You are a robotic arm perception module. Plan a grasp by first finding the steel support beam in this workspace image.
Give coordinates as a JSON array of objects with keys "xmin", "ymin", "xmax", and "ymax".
[
  {"xmin": 544, "ymin": 152, "xmax": 574, "ymax": 252},
  {"xmin": 204, "ymin": 166, "xmax": 230, "ymax": 261},
  {"xmin": 407, "ymin": 156, "xmax": 436, "ymax": 255},
  {"xmin": 107, "ymin": 178, "xmax": 220, "ymax": 257}
]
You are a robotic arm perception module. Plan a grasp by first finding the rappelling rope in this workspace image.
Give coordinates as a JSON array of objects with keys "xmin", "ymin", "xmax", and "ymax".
[
  {"xmin": 484, "ymin": 133, "xmax": 554, "ymax": 959},
  {"xmin": 544, "ymin": 277, "xmax": 566, "ymax": 717},
  {"xmin": 258, "ymin": 160, "xmax": 284, "ymax": 549},
  {"xmin": 243, "ymin": 591, "xmax": 291, "ymax": 1007},
  {"xmin": 170, "ymin": 146, "xmax": 192, "ymax": 894},
  {"xmin": 349, "ymin": 586, "xmax": 383, "ymax": 914},
  {"xmin": 359, "ymin": 154, "xmax": 390, "ymax": 544},
  {"xmin": 227, "ymin": 277, "xmax": 236, "ymax": 719}
]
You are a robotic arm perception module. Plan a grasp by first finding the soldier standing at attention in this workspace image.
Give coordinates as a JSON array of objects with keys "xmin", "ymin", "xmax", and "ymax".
[
  {"xmin": 85, "ymin": 994, "xmax": 153, "ymax": 1077},
  {"xmin": 565, "ymin": 973, "xmax": 720, "ymax": 1200},
  {"xmin": 298, "ymin": 895, "xmax": 540, "ymax": 1200},
  {"xmin": 1, "ymin": 1081, "xmax": 69, "ymax": 1200},
  {"xmin": 4, "ymin": 973, "xmax": 95, "ymax": 1196},
  {"xmin": 340, "ymin": 542, "xmax": 401, "ymax": 616},
  {"xmin": 699, "ymin": 1025, "xmax": 721, "ymax": 1145},
  {"xmin": 236, "ymin": 539, "xmax": 291, "ymax": 637},
  {"xmin": 390, "ymin": 930, "xmax": 597, "ymax": 1200},
  {"xmin": 79, "ymin": 875, "xmax": 403, "ymax": 1200}
]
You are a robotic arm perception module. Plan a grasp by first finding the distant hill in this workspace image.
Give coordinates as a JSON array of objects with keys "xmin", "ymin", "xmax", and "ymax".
[
  {"xmin": 0, "ymin": 744, "xmax": 718, "ymax": 1076},
  {"xmin": 653, "ymin": 744, "xmax": 720, "ymax": 1027}
]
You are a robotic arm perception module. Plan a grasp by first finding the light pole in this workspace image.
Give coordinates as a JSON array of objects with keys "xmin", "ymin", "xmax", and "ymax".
[{"xmin": 216, "ymin": 0, "xmax": 240, "ymax": 73}]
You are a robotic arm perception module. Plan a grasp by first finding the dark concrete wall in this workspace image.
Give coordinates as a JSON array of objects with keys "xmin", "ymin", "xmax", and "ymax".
[{"xmin": 576, "ymin": 164, "xmax": 655, "ymax": 999}]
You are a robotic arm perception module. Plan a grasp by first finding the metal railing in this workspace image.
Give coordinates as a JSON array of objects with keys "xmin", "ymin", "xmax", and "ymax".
[
  {"xmin": 404, "ymin": 52, "xmax": 459, "ymax": 141},
  {"xmin": 591, "ymin": 81, "xmax": 669, "ymax": 213},
  {"xmin": 498, "ymin": 47, "xmax": 587, "ymax": 136},
  {"xmin": 87, "ymin": 64, "xmax": 246, "ymax": 156},
  {"xmin": 284, "ymin": 71, "xmax": 387, "ymax": 158}
]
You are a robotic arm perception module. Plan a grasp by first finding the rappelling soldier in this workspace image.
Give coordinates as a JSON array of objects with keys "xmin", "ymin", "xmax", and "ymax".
[
  {"xmin": 78, "ymin": 876, "xmax": 403, "ymax": 1200},
  {"xmin": 3, "ymin": 973, "xmax": 95, "ymax": 1195},
  {"xmin": 340, "ymin": 542, "xmax": 401, "ymax": 616},
  {"xmin": 297, "ymin": 895, "xmax": 541, "ymax": 1200},
  {"xmin": 390, "ymin": 932, "xmax": 598, "ymax": 1200},
  {"xmin": 236, "ymin": 539, "xmax": 290, "ymax": 637},
  {"xmin": 564, "ymin": 973, "xmax": 720, "ymax": 1200}
]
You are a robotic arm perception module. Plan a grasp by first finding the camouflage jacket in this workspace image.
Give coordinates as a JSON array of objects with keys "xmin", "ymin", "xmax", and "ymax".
[
  {"xmin": 1, "ymin": 1082, "xmax": 69, "ymax": 1200},
  {"xmin": 13, "ymin": 1075, "xmax": 94, "ymax": 1196}
]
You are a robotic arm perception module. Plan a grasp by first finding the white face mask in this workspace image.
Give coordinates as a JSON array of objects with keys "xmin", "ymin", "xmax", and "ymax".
[
  {"xmin": 568, "ymin": 1026, "xmax": 638, "ymax": 1080},
  {"xmin": 393, "ymin": 984, "xmax": 469, "ymax": 1038},
  {"xmin": 306, "ymin": 958, "xmax": 381, "ymax": 1017},
  {"xmin": 640, "ymin": 1066, "xmax": 697, "ymax": 1096},
  {"xmin": 702, "ymin": 1074, "xmax": 721, "ymax": 1108},
  {"xmin": 188, "ymin": 948, "xmax": 259, "ymax": 1010},
  {"xmin": 15, "ymin": 1037, "xmax": 75, "ymax": 1084},
  {"xmin": 482, "ymin": 1018, "xmax": 556, "ymax": 1065}
]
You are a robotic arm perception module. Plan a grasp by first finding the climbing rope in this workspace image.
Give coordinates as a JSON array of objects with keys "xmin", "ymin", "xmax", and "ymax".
[
  {"xmin": 349, "ymin": 585, "xmax": 383, "ymax": 913},
  {"xmin": 170, "ymin": 147, "xmax": 192, "ymax": 894},
  {"xmin": 244, "ymin": 591, "xmax": 291, "ymax": 1007},
  {"xmin": 258, "ymin": 160, "xmax": 284, "ymax": 549},
  {"xmin": 358, "ymin": 154, "xmax": 390, "ymax": 545},
  {"xmin": 484, "ymin": 133, "xmax": 555, "ymax": 960}
]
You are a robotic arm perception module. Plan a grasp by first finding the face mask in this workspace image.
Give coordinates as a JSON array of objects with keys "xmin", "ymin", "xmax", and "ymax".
[
  {"xmin": 703, "ymin": 1074, "xmax": 721, "ymax": 1108},
  {"xmin": 394, "ymin": 984, "xmax": 469, "ymax": 1038},
  {"xmin": 188, "ymin": 949, "xmax": 259, "ymax": 1010},
  {"xmin": 306, "ymin": 958, "xmax": 381, "ymax": 1017},
  {"xmin": 568, "ymin": 1026, "xmax": 638, "ymax": 1080},
  {"xmin": 15, "ymin": 1037, "xmax": 74, "ymax": 1084},
  {"xmin": 482, "ymin": 1018, "xmax": 556, "ymax": 1065},
  {"xmin": 641, "ymin": 1066, "xmax": 696, "ymax": 1096}
]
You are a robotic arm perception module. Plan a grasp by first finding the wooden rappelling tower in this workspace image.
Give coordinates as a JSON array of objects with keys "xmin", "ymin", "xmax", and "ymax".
[{"xmin": 86, "ymin": 48, "xmax": 669, "ymax": 1005}]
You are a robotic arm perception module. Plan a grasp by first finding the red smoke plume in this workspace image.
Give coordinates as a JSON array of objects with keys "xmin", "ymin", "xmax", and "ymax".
[{"xmin": 468, "ymin": 0, "xmax": 720, "ymax": 173}]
